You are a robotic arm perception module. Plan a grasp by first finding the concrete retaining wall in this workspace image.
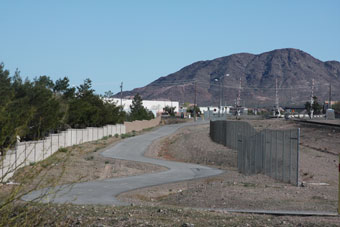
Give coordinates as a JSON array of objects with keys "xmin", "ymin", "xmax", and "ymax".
[
  {"xmin": 1, "ymin": 117, "xmax": 160, "ymax": 182},
  {"xmin": 124, "ymin": 116, "xmax": 161, "ymax": 133}
]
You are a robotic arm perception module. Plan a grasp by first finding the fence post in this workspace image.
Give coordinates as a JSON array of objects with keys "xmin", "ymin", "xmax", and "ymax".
[
  {"xmin": 289, "ymin": 129, "xmax": 292, "ymax": 184},
  {"xmin": 1, "ymin": 154, "xmax": 3, "ymax": 181},
  {"xmin": 34, "ymin": 142, "xmax": 36, "ymax": 162},
  {"xmin": 296, "ymin": 128, "xmax": 300, "ymax": 186},
  {"xmin": 255, "ymin": 133, "xmax": 258, "ymax": 173},
  {"xmin": 237, "ymin": 134, "xmax": 241, "ymax": 172},
  {"xmin": 15, "ymin": 144, "xmax": 18, "ymax": 169},
  {"xmin": 43, "ymin": 139, "xmax": 45, "ymax": 159},
  {"xmin": 262, "ymin": 131, "xmax": 265, "ymax": 173},
  {"xmin": 270, "ymin": 130, "xmax": 273, "ymax": 177},
  {"xmin": 282, "ymin": 131, "xmax": 285, "ymax": 182},
  {"xmin": 275, "ymin": 130, "xmax": 278, "ymax": 180}
]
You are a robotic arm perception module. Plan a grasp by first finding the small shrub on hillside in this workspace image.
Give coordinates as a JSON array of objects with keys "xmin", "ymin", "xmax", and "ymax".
[
  {"xmin": 93, "ymin": 148, "xmax": 100, "ymax": 152},
  {"xmin": 85, "ymin": 156, "xmax": 94, "ymax": 161},
  {"xmin": 58, "ymin": 148, "xmax": 68, "ymax": 153},
  {"xmin": 121, "ymin": 133, "xmax": 134, "ymax": 139},
  {"xmin": 29, "ymin": 162, "xmax": 36, "ymax": 166}
]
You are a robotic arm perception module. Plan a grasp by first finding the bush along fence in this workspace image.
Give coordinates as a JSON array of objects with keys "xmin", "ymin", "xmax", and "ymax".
[
  {"xmin": 1, "ymin": 116, "xmax": 161, "ymax": 182},
  {"xmin": 210, "ymin": 120, "xmax": 300, "ymax": 186}
]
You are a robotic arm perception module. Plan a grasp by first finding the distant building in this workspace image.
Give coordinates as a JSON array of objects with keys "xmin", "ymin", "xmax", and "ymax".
[
  {"xmin": 324, "ymin": 101, "xmax": 339, "ymax": 109},
  {"xmin": 283, "ymin": 106, "xmax": 305, "ymax": 113},
  {"xmin": 200, "ymin": 106, "xmax": 232, "ymax": 114},
  {"xmin": 103, "ymin": 98, "xmax": 179, "ymax": 117}
]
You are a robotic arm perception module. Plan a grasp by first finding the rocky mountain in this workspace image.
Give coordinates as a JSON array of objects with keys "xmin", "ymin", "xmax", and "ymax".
[{"xmin": 118, "ymin": 48, "xmax": 340, "ymax": 107}]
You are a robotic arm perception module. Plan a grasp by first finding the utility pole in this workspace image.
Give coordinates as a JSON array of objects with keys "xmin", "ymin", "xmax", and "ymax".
[
  {"xmin": 329, "ymin": 83, "xmax": 332, "ymax": 109},
  {"xmin": 236, "ymin": 77, "xmax": 242, "ymax": 116},
  {"xmin": 310, "ymin": 79, "xmax": 315, "ymax": 118},
  {"xmin": 219, "ymin": 79, "xmax": 222, "ymax": 117},
  {"xmin": 221, "ymin": 77, "xmax": 224, "ymax": 116},
  {"xmin": 275, "ymin": 77, "xmax": 280, "ymax": 117},
  {"xmin": 194, "ymin": 81, "xmax": 197, "ymax": 121},
  {"xmin": 221, "ymin": 73, "xmax": 230, "ymax": 116},
  {"xmin": 120, "ymin": 82, "xmax": 123, "ymax": 107}
]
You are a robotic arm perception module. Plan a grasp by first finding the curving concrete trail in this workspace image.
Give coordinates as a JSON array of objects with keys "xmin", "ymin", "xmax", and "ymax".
[{"xmin": 22, "ymin": 121, "xmax": 224, "ymax": 205}]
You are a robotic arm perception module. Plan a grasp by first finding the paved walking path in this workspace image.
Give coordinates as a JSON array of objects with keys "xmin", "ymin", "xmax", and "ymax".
[{"xmin": 23, "ymin": 121, "xmax": 224, "ymax": 205}]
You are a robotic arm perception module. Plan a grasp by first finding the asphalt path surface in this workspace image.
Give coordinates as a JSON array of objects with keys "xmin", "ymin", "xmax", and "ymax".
[{"xmin": 22, "ymin": 121, "xmax": 224, "ymax": 205}]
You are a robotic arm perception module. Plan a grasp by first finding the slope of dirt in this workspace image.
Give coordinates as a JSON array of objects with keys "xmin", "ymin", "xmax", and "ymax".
[
  {"xmin": 121, "ymin": 120, "xmax": 339, "ymax": 214},
  {"xmin": 3, "ymin": 203, "xmax": 340, "ymax": 226}
]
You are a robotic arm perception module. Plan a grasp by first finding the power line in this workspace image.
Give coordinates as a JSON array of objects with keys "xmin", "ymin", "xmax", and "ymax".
[{"xmin": 120, "ymin": 82, "xmax": 123, "ymax": 107}]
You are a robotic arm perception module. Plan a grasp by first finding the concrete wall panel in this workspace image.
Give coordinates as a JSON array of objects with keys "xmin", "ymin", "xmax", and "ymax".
[{"xmin": 1, "ymin": 118, "xmax": 161, "ymax": 182}]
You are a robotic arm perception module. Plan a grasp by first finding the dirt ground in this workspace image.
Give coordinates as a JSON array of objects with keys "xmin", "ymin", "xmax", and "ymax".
[
  {"xmin": 3, "ymin": 202, "xmax": 340, "ymax": 226},
  {"xmin": 120, "ymin": 119, "xmax": 340, "ymax": 215},
  {"xmin": 2, "ymin": 119, "xmax": 340, "ymax": 226}
]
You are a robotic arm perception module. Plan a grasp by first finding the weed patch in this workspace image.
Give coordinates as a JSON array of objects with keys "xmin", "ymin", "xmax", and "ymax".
[
  {"xmin": 58, "ymin": 148, "xmax": 68, "ymax": 153},
  {"xmin": 85, "ymin": 156, "xmax": 94, "ymax": 161}
]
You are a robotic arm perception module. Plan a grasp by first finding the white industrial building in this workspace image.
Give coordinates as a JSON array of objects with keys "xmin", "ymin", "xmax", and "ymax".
[
  {"xmin": 200, "ymin": 106, "xmax": 232, "ymax": 114},
  {"xmin": 103, "ymin": 98, "xmax": 179, "ymax": 117}
]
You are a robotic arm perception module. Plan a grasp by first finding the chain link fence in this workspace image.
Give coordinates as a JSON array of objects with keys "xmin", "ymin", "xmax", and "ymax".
[{"xmin": 210, "ymin": 120, "xmax": 300, "ymax": 186}]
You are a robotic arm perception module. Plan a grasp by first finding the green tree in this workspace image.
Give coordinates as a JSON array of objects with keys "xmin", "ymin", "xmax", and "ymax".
[
  {"xmin": 0, "ymin": 63, "xmax": 15, "ymax": 155},
  {"xmin": 0, "ymin": 64, "xmax": 33, "ymax": 155},
  {"xmin": 104, "ymin": 90, "xmax": 114, "ymax": 98},
  {"xmin": 76, "ymin": 78, "xmax": 94, "ymax": 97},
  {"xmin": 305, "ymin": 96, "xmax": 322, "ymax": 115},
  {"xmin": 53, "ymin": 77, "xmax": 70, "ymax": 94},
  {"xmin": 311, "ymin": 96, "xmax": 322, "ymax": 114},
  {"xmin": 34, "ymin": 75, "xmax": 54, "ymax": 91},
  {"xmin": 24, "ymin": 77, "xmax": 62, "ymax": 139},
  {"xmin": 305, "ymin": 101, "xmax": 312, "ymax": 114},
  {"xmin": 163, "ymin": 106, "xmax": 176, "ymax": 116},
  {"xmin": 128, "ymin": 94, "xmax": 154, "ymax": 121},
  {"xmin": 187, "ymin": 105, "xmax": 201, "ymax": 116},
  {"xmin": 68, "ymin": 79, "xmax": 103, "ymax": 128},
  {"xmin": 67, "ymin": 79, "xmax": 124, "ymax": 128},
  {"xmin": 0, "ymin": 64, "xmax": 126, "ymax": 152},
  {"xmin": 332, "ymin": 102, "xmax": 340, "ymax": 112}
]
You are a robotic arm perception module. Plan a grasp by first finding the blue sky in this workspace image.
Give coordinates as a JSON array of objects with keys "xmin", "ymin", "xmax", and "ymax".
[{"xmin": 1, "ymin": 0, "xmax": 339, "ymax": 94}]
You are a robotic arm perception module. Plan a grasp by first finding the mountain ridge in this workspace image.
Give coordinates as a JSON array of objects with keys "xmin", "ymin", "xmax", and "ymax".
[{"xmin": 117, "ymin": 48, "xmax": 340, "ymax": 107}]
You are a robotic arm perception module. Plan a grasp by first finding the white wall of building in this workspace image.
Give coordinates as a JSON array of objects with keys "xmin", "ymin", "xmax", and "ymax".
[
  {"xmin": 104, "ymin": 98, "xmax": 179, "ymax": 117},
  {"xmin": 200, "ymin": 106, "xmax": 231, "ymax": 114}
]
